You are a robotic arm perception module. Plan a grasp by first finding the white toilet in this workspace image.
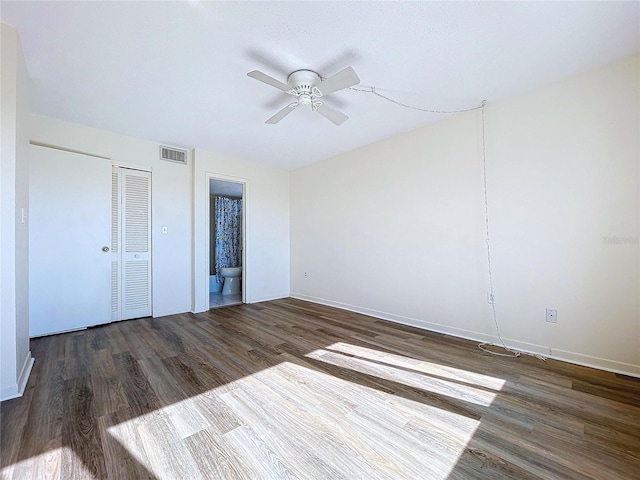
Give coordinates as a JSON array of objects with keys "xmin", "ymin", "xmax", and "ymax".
[{"xmin": 220, "ymin": 267, "xmax": 242, "ymax": 295}]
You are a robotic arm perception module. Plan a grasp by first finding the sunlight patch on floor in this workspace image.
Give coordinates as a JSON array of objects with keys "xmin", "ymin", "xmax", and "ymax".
[
  {"xmin": 306, "ymin": 343, "xmax": 502, "ymax": 407},
  {"xmin": 270, "ymin": 359, "xmax": 482, "ymax": 479},
  {"xmin": 106, "ymin": 417, "xmax": 154, "ymax": 471},
  {"xmin": 107, "ymin": 359, "xmax": 483, "ymax": 479},
  {"xmin": 326, "ymin": 341, "xmax": 507, "ymax": 390},
  {"xmin": 1, "ymin": 446, "xmax": 86, "ymax": 480},
  {"xmin": 108, "ymin": 408, "xmax": 201, "ymax": 479}
]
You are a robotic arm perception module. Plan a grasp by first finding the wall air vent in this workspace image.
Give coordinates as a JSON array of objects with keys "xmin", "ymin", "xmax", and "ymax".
[{"xmin": 159, "ymin": 145, "xmax": 188, "ymax": 165}]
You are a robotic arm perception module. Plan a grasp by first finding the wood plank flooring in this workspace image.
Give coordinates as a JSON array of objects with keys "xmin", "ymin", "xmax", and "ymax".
[{"xmin": 1, "ymin": 298, "xmax": 639, "ymax": 479}]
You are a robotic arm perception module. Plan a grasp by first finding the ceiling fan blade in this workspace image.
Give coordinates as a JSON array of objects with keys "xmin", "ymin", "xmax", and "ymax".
[
  {"xmin": 265, "ymin": 103, "xmax": 298, "ymax": 124},
  {"xmin": 317, "ymin": 67, "xmax": 360, "ymax": 95},
  {"xmin": 315, "ymin": 103, "xmax": 349, "ymax": 125},
  {"xmin": 247, "ymin": 70, "xmax": 290, "ymax": 91}
]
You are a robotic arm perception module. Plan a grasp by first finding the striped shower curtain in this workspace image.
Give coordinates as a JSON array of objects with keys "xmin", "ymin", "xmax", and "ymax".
[{"xmin": 214, "ymin": 196, "xmax": 242, "ymax": 282}]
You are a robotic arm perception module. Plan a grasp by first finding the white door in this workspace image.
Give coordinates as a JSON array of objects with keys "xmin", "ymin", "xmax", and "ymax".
[
  {"xmin": 111, "ymin": 167, "xmax": 152, "ymax": 320},
  {"xmin": 29, "ymin": 145, "xmax": 112, "ymax": 336}
]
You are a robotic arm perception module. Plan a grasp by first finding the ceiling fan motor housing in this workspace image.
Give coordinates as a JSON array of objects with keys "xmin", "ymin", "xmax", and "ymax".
[
  {"xmin": 247, "ymin": 66, "xmax": 359, "ymax": 125},
  {"xmin": 287, "ymin": 70, "xmax": 322, "ymax": 99}
]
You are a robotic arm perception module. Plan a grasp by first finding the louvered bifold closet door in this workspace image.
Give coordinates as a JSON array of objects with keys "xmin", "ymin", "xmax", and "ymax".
[
  {"xmin": 111, "ymin": 168, "xmax": 122, "ymax": 321},
  {"xmin": 121, "ymin": 169, "xmax": 152, "ymax": 320}
]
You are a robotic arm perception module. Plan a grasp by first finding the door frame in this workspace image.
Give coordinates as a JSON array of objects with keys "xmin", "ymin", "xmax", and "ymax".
[{"xmin": 204, "ymin": 172, "xmax": 247, "ymax": 306}]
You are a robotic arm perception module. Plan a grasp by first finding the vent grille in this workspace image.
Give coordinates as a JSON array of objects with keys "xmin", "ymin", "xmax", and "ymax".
[{"xmin": 160, "ymin": 145, "xmax": 187, "ymax": 164}]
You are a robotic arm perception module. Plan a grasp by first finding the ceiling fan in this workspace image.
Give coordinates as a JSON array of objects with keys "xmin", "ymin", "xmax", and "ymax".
[{"xmin": 247, "ymin": 67, "xmax": 360, "ymax": 125}]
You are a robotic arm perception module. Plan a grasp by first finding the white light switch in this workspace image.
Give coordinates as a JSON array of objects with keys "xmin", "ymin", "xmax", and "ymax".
[{"xmin": 161, "ymin": 226, "xmax": 168, "ymax": 235}]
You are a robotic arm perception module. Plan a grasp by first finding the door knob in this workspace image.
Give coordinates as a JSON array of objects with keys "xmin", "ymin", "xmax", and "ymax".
[{"xmin": 102, "ymin": 246, "xmax": 109, "ymax": 252}]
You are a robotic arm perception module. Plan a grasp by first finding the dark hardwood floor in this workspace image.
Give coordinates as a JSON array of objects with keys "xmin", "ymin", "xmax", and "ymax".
[{"xmin": 1, "ymin": 298, "xmax": 639, "ymax": 479}]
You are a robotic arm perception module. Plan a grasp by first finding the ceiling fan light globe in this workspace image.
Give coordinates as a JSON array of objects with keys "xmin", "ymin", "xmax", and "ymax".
[
  {"xmin": 298, "ymin": 94, "xmax": 312, "ymax": 106},
  {"xmin": 249, "ymin": 66, "xmax": 358, "ymax": 126}
]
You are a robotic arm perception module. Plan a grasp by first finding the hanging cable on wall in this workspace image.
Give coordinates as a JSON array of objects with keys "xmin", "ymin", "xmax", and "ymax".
[
  {"xmin": 349, "ymin": 85, "xmax": 484, "ymax": 113},
  {"xmin": 350, "ymin": 87, "xmax": 545, "ymax": 360},
  {"xmin": 476, "ymin": 101, "xmax": 520, "ymax": 358},
  {"xmin": 476, "ymin": 101, "xmax": 545, "ymax": 360}
]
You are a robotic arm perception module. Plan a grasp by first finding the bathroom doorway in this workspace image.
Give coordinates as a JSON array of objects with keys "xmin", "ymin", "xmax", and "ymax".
[{"xmin": 208, "ymin": 177, "xmax": 245, "ymax": 309}]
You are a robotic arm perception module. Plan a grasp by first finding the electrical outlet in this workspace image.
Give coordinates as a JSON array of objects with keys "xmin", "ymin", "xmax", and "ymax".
[
  {"xmin": 487, "ymin": 292, "xmax": 496, "ymax": 304},
  {"xmin": 546, "ymin": 309, "xmax": 557, "ymax": 323}
]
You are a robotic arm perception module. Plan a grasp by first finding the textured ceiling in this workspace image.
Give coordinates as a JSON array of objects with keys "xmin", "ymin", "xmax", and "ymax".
[{"xmin": 2, "ymin": 1, "xmax": 639, "ymax": 169}]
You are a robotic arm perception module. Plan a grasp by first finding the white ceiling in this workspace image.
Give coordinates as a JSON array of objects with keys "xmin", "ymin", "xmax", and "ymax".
[{"xmin": 2, "ymin": 1, "xmax": 638, "ymax": 170}]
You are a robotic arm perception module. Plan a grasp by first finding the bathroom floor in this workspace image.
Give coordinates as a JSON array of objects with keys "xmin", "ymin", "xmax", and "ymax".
[{"xmin": 209, "ymin": 292, "xmax": 242, "ymax": 309}]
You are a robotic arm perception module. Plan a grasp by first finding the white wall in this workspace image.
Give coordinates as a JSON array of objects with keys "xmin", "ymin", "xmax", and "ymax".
[
  {"xmin": 29, "ymin": 116, "xmax": 291, "ymax": 321},
  {"xmin": 291, "ymin": 55, "xmax": 640, "ymax": 376},
  {"xmin": 193, "ymin": 149, "xmax": 290, "ymax": 312},
  {"xmin": 30, "ymin": 115, "xmax": 193, "ymax": 318},
  {"xmin": 1, "ymin": 24, "xmax": 34, "ymax": 400}
]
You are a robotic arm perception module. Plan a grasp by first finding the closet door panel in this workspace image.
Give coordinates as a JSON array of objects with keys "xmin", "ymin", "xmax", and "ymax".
[
  {"xmin": 29, "ymin": 145, "xmax": 112, "ymax": 336},
  {"xmin": 120, "ymin": 169, "xmax": 152, "ymax": 320}
]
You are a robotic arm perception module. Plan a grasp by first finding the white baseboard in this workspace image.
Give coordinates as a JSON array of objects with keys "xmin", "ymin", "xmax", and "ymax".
[
  {"xmin": 0, "ymin": 384, "xmax": 20, "ymax": 401},
  {"xmin": 158, "ymin": 303, "xmax": 196, "ymax": 317},
  {"xmin": 30, "ymin": 326, "xmax": 86, "ymax": 338},
  {"xmin": 191, "ymin": 305, "xmax": 209, "ymax": 315},
  {"xmin": 191, "ymin": 293, "xmax": 289, "ymax": 314},
  {"xmin": 249, "ymin": 293, "xmax": 289, "ymax": 304},
  {"xmin": 17, "ymin": 352, "xmax": 34, "ymax": 394},
  {"xmin": 291, "ymin": 293, "xmax": 640, "ymax": 379},
  {"xmin": 1, "ymin": 351, "xmax": 34, "ymax": 401},
  {"xmin": 548, "ymin": 348, "xmax": 640, "ymax": 378}
]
